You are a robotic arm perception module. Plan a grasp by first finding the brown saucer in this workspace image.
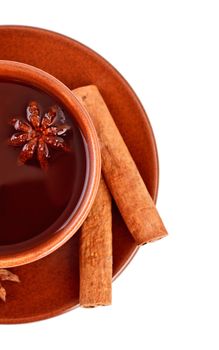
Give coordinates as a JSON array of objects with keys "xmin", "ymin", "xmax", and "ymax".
[{"xmin": 0, "ymin": 25, "xmax": 159, "ymax": 323}]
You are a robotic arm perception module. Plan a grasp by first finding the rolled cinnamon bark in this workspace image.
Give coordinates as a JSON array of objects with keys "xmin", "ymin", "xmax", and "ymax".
[
  {"xmin": 79, "ymin": 176, "xmax": 112, "ymax": 307},
  {"xmin": 73, "ymin": 85, "xmax": 167, "ymax": 245}
]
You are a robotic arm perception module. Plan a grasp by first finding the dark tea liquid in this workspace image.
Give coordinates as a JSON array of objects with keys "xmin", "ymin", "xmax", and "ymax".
[{"xmin": 0, "ymin": 82, "xmax": 87, "ymax": 245}]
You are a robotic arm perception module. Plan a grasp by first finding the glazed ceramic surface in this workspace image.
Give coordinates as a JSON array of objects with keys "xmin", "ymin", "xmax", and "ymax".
[
  {"xmin": 0, "ymin": 26, "xmax": 158, "ymax": 323},
  {"xmin": 0, "ymin": 60, "xmax": 100, "ymax": 268}
]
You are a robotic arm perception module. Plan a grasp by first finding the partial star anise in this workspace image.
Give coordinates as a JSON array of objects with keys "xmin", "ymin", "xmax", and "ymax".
[
  {"xmin": 0, "ymin": 269, "xmax": 20, "ymax": 302},
  {"xmin": 8, "ymin": 101, "xmax": 71, "ymax": 170}
]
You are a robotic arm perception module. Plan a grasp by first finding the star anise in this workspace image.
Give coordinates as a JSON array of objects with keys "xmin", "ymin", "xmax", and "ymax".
[
  {"xmin": 0, "ymin": 269, "xmax": 20, "ymax": 302},
  {"xmin": 8, "ymin": 101, "xmax": 71, "ymax": 170}
]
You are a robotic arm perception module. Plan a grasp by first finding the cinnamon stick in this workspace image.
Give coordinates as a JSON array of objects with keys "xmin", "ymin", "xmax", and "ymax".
[
  {"xmin": 73, "ymin": 85, "xmax": 167, "ymax": 245},
  {"xmin": 79, "ymin": 176, "xmax": 112, "ymax": 307}
]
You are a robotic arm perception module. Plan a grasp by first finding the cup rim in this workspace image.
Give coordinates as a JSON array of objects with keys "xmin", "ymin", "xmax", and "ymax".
[{"xmin": 0, "ymin": 60, "xmax": 101, "ymax": 268}]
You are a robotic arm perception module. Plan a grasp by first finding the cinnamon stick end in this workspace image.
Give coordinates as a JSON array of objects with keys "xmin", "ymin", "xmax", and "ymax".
[{"xmin": 135, "ymin": 222, "xmax": 168, "ymax": 246}]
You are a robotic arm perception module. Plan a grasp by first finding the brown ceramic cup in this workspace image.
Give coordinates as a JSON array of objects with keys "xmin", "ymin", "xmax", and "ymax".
[{"xmin": 0, "ymin": 60, "xmax": 101, "ymax": 268}]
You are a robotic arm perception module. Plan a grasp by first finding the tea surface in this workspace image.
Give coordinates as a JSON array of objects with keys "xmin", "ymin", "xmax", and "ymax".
[{"xmin": 0, "ymin": 82, "xmax": 87, "ymax": 244}]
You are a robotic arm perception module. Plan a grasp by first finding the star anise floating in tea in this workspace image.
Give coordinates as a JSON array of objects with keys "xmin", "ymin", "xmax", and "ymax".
[
  {"xmin": 0, "ymin": 269, "xmax": 20, "ymax": 302},
  {"xmin": 8, "ymin": 101, "xmax": 71, "ymax": 170}
]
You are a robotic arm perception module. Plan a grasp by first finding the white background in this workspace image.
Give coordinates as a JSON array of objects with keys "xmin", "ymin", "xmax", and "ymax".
[{"xmin": 0, "ymin": 1, "xmax": 219, "ymax": 349}]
